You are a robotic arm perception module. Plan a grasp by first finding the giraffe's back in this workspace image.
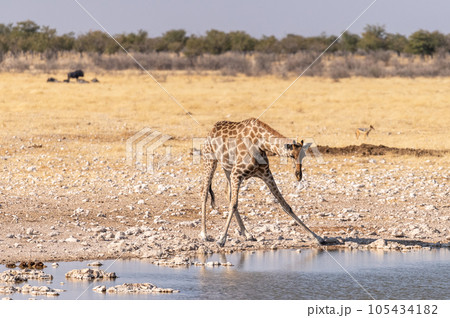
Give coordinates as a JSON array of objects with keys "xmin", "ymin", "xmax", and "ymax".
[
  {"xmin": 208, "ymin": 118, "xmax": 281, "ymax": 139},
  {"xmin": 209, "ymin": 119, "xmax": 250, "ymax": 139},
  {"xmin": 204, "ymin": 118, "xmax": 286, "ymax": 171}
]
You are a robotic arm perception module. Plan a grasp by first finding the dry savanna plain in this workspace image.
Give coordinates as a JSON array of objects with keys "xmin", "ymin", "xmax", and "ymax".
[{"xmin": 0, "ymin": 71, "xmax": 449, "ymax": 265}]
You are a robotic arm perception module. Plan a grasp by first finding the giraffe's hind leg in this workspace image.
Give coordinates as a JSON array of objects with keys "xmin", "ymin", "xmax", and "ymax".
[
  {"xmin": 224, "ymin": 169, "xmax": 255, "ymax": 241},
  {"xmin": 200, "ymin": 159, "xmax": 217, "ymax": 241}
]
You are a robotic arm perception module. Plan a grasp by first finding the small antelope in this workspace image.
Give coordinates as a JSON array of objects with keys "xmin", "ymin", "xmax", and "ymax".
[{"xmin": 355, "ymin": 125, "xmax": 374, "ymax": 139}]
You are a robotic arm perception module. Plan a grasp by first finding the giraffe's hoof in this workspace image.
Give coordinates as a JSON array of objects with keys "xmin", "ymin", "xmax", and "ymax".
[
  {"xmin": 315, "ymin": 236, "xmax": 325, "ymax": 245},
  {"xmin": 235, "ymin": 229, "xmax": 256, "ymax": 241},
  {"xmin": 216, "ymin": 237, "xmax": 226, "ymax": 247},
  {"xmin": 199, "ymin": 233, "xmax": 214, "ymax": 242},
  {"xmin": 245, "ymin": 234, "xmax": 256, "ymax": 241}
]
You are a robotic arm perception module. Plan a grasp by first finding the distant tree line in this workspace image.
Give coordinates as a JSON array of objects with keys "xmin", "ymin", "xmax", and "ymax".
[{"xmin": 1, "ymin": 20, "xmax": 449, "ymax": 59}]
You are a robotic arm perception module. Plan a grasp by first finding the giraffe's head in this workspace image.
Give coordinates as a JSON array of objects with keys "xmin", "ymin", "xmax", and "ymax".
[{"xmin": 285, "ymin": 139, "xmax": 304, "ymax": 181}]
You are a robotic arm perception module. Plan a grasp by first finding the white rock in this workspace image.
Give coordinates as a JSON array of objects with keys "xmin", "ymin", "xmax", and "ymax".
[
  {"xmin": 265, "ymin": 197, "xmax": 276, "ymax": 204},
  {"xmin": 172, "ymin": 256, "xmax": 189, "ymax": 265},
  {"xmin": 153, "ymin": 217, "xmax": 167, "ymax": 224},
  {"xmin": 93, "ymin": 285, "xmax": 106, "ymax": 293},
  {"xmin": 101, "ymin": 283, "xmax": 178, "ymax": 294},
  {"xmin": 26, "ymin": 228, "xmax": 35, "ymax": 235},
  {"xmin": 115, "ymin": 232, "xmax": 126, "ymax": 240},
  {"xmin": 124, "ymin": 228, "xmax": 136, "ymax": 235},
  {"xmin": 65, "ymin": 236, "xmax": 79, "ymax": 243},
  {"xmin": 178, "ymin": 221, "xmax": 199, "ymax": 227},
  {"xmin": 156, "ymin": 185, "xmax": 168, "ymax": 194},
  {"xmin": 222, "ymin": 262, "xmax": 233, "ymax": 266},
  {"xmin": 369, "ymin": 238, "xmax": 386, "ymax": 248},
  {"xmin": 409, "ymin": 228, "xmax": 422, "ymax": 237},
  {"xmin": 87, "ymin": 261, "xmax": 103, "ymax": 267},
  {"xmin": 93, "ymin": 226, "xmax": 107, "ymax": 233},
  {"xmin": 65, "ymin": 268, "xmax": 116, "ymax": 280},
  {"xmin": 391, "ymin": 229, "xmax": 405, "ymax": 237},
  {"xmin": 74, "ymin": 207, "xmax": 84, "ymax": 214}
]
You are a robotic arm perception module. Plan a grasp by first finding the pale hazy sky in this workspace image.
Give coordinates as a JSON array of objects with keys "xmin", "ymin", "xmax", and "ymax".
[{"xmin": 1, "ymin": 0, "xmax": 449, "ymax": 37}]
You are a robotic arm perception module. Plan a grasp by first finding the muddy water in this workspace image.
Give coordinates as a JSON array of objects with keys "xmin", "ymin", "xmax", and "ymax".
[{"xmin": 1, "ymin": 249, "xmax": 449, "ymax": 300}]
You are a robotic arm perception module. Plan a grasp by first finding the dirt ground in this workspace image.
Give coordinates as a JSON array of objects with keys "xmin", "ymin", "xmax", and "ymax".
[
  {"xmin": 0, "ymin": 142, "xmax": 448, "ymax": 264},
  {"xmin": 0, "ymin": 73, "xmax": 449, "ymax": 265}
]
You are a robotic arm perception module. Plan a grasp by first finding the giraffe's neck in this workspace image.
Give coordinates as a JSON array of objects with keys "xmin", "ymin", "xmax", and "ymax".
[
  {"xmin": 260, "ymin": 137, "xmax": 292, "ymax": 157},
  {"xmin": 252, "ymin": 122, "xmax": 292, "ymax": 157}
]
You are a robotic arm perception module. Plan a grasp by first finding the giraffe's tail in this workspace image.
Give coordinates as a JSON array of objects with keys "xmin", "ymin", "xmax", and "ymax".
[{"xmin": 209, "ymin": 183, "xmax": 216, "ymax": 209}]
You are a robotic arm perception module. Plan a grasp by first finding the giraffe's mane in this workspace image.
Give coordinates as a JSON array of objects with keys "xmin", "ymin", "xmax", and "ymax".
[{"xmin": 245, "ymin": 118, "xmax": 286, "ymax": 139}]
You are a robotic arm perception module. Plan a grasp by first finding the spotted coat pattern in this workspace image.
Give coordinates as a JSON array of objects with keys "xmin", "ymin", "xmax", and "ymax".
[{"xmin": 200, "ymin": 118, "xmax": 323, "ymax": 246}]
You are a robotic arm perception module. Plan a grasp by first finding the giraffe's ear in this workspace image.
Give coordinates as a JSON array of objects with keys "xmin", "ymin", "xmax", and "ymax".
[
  {"xmin": 284, "ymin": 144, "xmax": 293, "ymax": 150},
  {"xmin": 292, "ymin": 140, "xmax": 303, "ymax": 148}
]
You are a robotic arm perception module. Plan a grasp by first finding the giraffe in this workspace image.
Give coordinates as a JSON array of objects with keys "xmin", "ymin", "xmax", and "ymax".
[{"xmin": 200, "ymin": 118, "xmax": 324, "ymax": 247}]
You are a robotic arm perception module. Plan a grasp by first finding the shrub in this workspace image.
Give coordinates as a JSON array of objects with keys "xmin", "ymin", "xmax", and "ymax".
[
  {"xmin": 284, "ymin": 52, "xmax": 323, "ymax": 76},
  {"xmin": 253, "ymin": 53, "xmax": 276, "ymax": 75},
  {"xmin": 328, "ymin": 59, "xmax": 350, "ymax": 80}
]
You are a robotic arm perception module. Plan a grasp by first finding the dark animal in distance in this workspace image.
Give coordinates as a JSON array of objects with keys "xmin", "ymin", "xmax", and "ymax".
[
  {"xmin": 67, "ymin": 70, "xmax": 84, "ymax": 82},
  {"xmin": 47, "ymin": 77, "xmax": 58, "ymax": 83}
]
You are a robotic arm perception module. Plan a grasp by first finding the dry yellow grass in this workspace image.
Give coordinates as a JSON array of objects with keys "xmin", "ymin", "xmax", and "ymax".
[{"xmin": 0, "ymin": 71, "xmax": 449, "ymax": 162}]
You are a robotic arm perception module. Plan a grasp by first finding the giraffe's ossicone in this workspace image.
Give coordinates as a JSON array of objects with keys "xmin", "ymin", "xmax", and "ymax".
[{"xmin": 200, "ymin": 118, "xmax": 324, "ymax": 247}]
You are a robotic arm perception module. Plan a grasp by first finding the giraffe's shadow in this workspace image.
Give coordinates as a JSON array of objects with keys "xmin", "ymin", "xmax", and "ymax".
[{"xmin": 319, "ymin": 236, "xmax": 443, "ymax": 249}]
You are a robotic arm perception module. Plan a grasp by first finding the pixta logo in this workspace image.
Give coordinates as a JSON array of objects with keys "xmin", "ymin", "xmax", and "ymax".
[{"xmin": 126, "ymin": 128, "xmax": 172, "ymax": 173}]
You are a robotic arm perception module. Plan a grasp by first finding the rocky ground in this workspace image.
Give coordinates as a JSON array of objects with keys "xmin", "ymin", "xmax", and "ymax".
[
  {"xmin": 0, "ymin": 143, "xmax": 449, "ymax": 265},
  {"xmin": 93, "ymin": 283, "xmax": 179, "ymax": 294}
]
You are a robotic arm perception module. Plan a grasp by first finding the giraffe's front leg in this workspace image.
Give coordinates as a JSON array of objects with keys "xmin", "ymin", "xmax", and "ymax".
[
  {"xmin": 234, "ymin": 212, "xmax": 256, "ymax": 241},
  {"xmin": 261, "ymin": 171, "xmax": 324, "ymax": 245},
  {"xmin": 224, "ymin": 170, "xmax": 254, "ymax": 241}
]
